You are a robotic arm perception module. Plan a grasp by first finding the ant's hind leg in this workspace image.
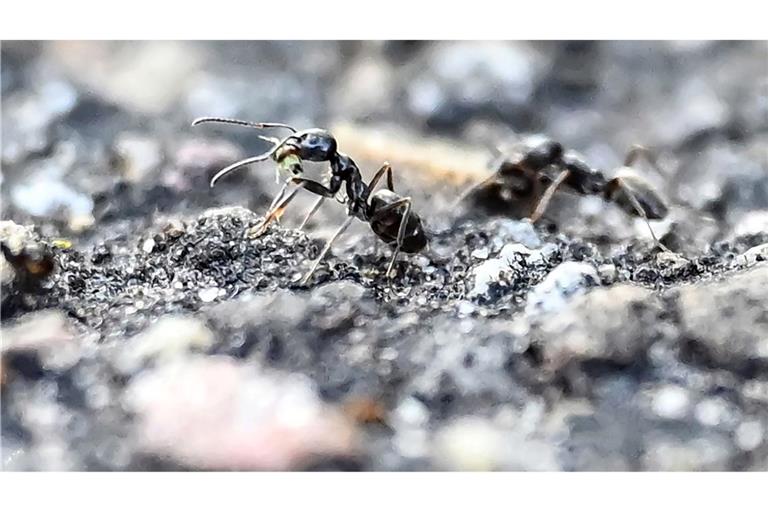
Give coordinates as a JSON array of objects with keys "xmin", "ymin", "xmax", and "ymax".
[
  {"xmin": 370, "ymin": 197, "xmax": 413, "ymax": 278},
  {"xmin": 530, "ymin": 169, "xmax": 570, "ymax": 223},
  {"xmin": 366, "ymin": 162, "xmax": 394, "ymax": 192},
  {"xmin": 300, "ymin": 216, "xmax": 355, "ymax": 286}
]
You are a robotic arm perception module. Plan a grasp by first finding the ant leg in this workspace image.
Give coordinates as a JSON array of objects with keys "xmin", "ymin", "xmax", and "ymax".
[
  {"xmin": 298, "ymin": 196, "xmax": 325, "ymax": 230},
  {"xmin": 612, "ymin": 178, "xmax": 671, "ymax": 252},
  {"xmin": 366, "ymin": 162, "xmax": 394, "ymax": 192},
  {"xmin": 289, "ymin": 177, "xmax": 342, "ymax": 231},
  {"xmin": 290, "ymin": 177, "xmax": 339, "ymax": 199},
  {"xmin": 259, "ymin": 176, "xmax": 297, "ymax": 229},
  {"xmin": 301, "ymin": 216, "xmax": 355, "ymax": 286},
  {"xmin": 370, "ymin": 197, "xmax": 413, "ymax": 278},
  {"xmin": 450, "ymin": 174, "xmax": 500, "ymax": 210},
  {"xmin": 253, "ymin": 176, "xmax": 341, "ymax": 237},
  {"xmin": 530, "ymin": 169, "xmax": 570, "ymax": 223},
  {"xmin": 249, "ymin": 186, "xmax": 302, "ymax": 238},
  {"xmin": 268, "ymin": 178, "xmax": 292, "ymax": 212}
]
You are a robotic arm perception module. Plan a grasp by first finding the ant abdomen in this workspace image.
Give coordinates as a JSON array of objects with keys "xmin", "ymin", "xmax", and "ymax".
[{"xmin": 368, "ymin": 190, "xmax": 428, "ymax": 254}]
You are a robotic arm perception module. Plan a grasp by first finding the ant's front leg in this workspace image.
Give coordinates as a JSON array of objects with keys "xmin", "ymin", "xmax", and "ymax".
[
  {"xmin": 290, "ymin": 177, "xmax": 341, "ymax": 198},
  {"xmin": 268, "ymin": 177, "xmax": 293, "ymax": 215},
  {"xmin": 292, "ymin": 168, "xmax": 347, "ymax": 231},
  {"xmin": 529, "ymin": 169, "xmax": 570, "ymax": 223},
  {"xmin": 250, "ymin": 177, "xmax": 341, "ymax": 238},
  {"xmin": 294, "ymin": 176, "xmax": 345, "ymax": 230},
  {"xmin": 248, "ymin": 186, "xmax": 302, "ymax": 238}
]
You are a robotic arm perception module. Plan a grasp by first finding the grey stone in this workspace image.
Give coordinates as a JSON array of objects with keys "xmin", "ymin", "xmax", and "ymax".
[
  {"xmin": 677, "ymin": 265, "xmax": 768, "ymax": 368},
  {"xmin": 532, "ymin": 284, "xmax": 664, "ymax": 372}
]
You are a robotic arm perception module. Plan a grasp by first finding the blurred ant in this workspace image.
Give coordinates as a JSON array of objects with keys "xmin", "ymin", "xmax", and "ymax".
[
  {"xmin": 1, "ymin": 241, "xmax": 56, "ymax": 292},
  {"xmin": 192, "ymin": 117, "xmax": 428, "ymax": 283},
  {"xmin": 458, "ymin": 136, "xmax": 670, "ymax": 249}
]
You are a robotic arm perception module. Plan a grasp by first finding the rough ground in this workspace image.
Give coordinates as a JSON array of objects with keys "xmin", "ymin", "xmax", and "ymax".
[{"xmin": 2, "ymin": 41, "xmax": 768, "ymax": 471}]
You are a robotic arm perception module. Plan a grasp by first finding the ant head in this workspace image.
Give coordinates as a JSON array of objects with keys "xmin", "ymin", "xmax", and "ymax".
[{"xmin": 294, "ymin": 129, "xmax": 338, "ymax": 162}]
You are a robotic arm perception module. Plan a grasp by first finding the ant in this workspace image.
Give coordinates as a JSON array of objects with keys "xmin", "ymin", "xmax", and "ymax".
[
  {"xmin": 1, "ymin": 241, "xmax": 56, "ymax": 292},
  {"xmin": 192, "ymin": 117, "xmax": 428, "ymax": 284},
  {"xmin": 457, "ymin": 136, "xmax": 671, "ymax": 250}
]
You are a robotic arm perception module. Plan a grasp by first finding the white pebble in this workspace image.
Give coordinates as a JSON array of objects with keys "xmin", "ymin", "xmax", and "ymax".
[{"xmin": 198, "ymin": 287, "xmax": 220, "ymax": 302}]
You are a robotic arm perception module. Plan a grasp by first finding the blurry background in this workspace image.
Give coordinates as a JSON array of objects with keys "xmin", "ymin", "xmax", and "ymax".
[{"xmin": 2, "ymin": 41, "xmax": 767, "ymax": 247}]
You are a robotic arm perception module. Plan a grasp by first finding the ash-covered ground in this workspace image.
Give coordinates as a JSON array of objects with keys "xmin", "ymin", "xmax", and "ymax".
[{"xmin": 2, "ymin": 41, "xmax": 768, "ymax": 471}]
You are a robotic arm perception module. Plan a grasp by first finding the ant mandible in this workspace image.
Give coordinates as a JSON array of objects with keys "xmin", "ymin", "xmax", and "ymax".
[
  {"xmin": 192, "ymin": 117, "xmax": 428, "ymax": 284},
  {"xmin": 457, "ymin": 136, "xmax": 670, "ymax": 250}
]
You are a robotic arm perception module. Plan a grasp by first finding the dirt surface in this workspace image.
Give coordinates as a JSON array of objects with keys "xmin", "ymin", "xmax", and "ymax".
[{"xmin": 2, "ymin": 41, "xmax": 768, "ymax": 470}]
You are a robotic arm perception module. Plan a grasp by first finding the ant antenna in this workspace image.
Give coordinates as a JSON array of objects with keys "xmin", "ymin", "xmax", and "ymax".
[
  {"xmin": 208, "ymin": 133, "xmax": 297, "ymax": 187},
  {"xmin": 191, "ymin": 117, "xmax": 297, "ymax": 133}
]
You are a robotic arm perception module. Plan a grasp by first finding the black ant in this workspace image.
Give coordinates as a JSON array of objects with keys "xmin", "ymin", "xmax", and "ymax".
[
  {"xmin": 457, "ymin": 136, "xmax": 671, "ymax": 249},
  {"xmin": 192, "ymin": 117, "xmax": 428, "ymax": 284}
]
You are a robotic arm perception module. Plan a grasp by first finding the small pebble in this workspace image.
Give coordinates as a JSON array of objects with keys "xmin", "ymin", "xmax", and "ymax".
[{"xmin": 198, "ymin": 287, "xmax": 220, "ymax": 302}]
